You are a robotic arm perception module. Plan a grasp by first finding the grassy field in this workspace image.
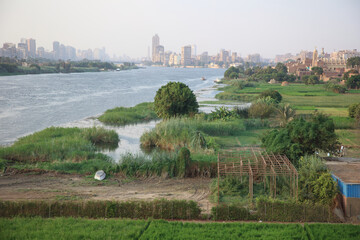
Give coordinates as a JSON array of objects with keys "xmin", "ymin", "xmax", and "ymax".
[{"xmin": 1, "ymin": 218, "xmax": 359, "ymax": 240}]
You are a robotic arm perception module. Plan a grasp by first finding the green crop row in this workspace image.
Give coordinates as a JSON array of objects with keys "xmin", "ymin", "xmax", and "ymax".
[{"xmin": 3, "ymin": 218, "xmax": 359, "ymax": 240}]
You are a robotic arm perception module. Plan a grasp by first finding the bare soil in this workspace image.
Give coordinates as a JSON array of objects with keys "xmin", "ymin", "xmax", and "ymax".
[{"xmin": 0, "ymin": 171, "xmax": 214, "ymax": 213}]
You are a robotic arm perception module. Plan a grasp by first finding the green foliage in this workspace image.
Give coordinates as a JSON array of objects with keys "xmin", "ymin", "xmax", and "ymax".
[
  {"xmin": 311, "ymin": 67, "xmax": 323, "ymax": 76},
  {"xmin": 275, "ymin": 62, "xmax": 287, "ymax": 73},
  {"xmin": 303, "ymin": 75, "xmax": 319, "ymax": 85},
  {"xmin": 312, "ymin": 172, "xmax": 338, "ymax": 205},
  {"xmin": 298, "ymin": 155, "xmax": 328, "ymax": 203},
  {"xmin": 275, "ymin": 103, "xmax": 296, "ymax": 127},
  {"xmin": 98, "ymin": 102, "xmax": 158, "ymax": 125},
  {"xmin": 0, "ymin": 127, "xmax": 118, "ymax": 164},
  {"xmin": 346, "ymin": 56, "xmax": 360, "ymax": 68},
  {"xmin": 0, "ymin": 217, "xmax": 149, "ymax": 240},
  {"xmin": 306, "ymin": 223, "xmax": 360, "ymax": 240},
  {"xmin": 348, "ymin": 103, "xmax": 360, "ymax": 118},
  {"xmin": 346, "ymin": 74, "xmax": 360, "ymax": 89},
  {"xmin": 229, "ymin": 72, "xmax": 238, "ymax": 79},
  {"xmin": 324, "ymin": 83, "xmax": 347, "ymax": 93},
  {"xmin": 256, "ymin": 198, "xmax": 338, "ymax": 222},
  {"xmin": 249, "ymin": 97, "xmax": 276, "ymax": 119},
  {"xmin": 141, "ymin": 220, "xmax": 308, "ymax": 239},
  {"xmin": 209, "ymin": 106, "xmax": 233, "ymax": 121},
  {"xmin": 259, "ymin": 89, "xmax": 282, "ymax": 103},
  {"xmin": 224, "ymin": 66, "xmax": 241, "ymax": 78},
  {"xmin": 343, "ymin": 69, "xmax": 358, "ymax": 80},
  {"xmin": 176, "ymin": 147, "xmax": 191, "ymax": 177},
  {"xmin": 262, "ymin": 114, "xmax": 339, "ymax": 163},
  {"xmin": 0, "ymin": 199, "xmax": 201, "ymax": 220},
  {"xmin": 211, "ymin": 204, "xmax": 257, "ymax": 220},
  {"xmin": 154, "ymin": 82, "xmax": 199, "ymax": 118}
]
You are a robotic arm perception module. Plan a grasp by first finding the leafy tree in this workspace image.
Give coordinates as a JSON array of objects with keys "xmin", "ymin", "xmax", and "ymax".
[
  {"xmin": 324, "ymin": 83, "xmax": 347, "ymax": 94},
  {"xmin": 275, "ymin": 63, "xmax": 287, "ymax": 73},
  {"xmin": 311, "ymin": 66, "xmax": 323, "ymax": 76},
  {"xmin": 345, "ymin": 74, "xmax": 360, "ymax": 89},
  {"xmin": 262, "ymin": 113, "xmax": 339, "ymax": 163},
  {"xmin": 258, "ymin": 89, "xmax": 282, "ymax": 103},
  {"xmin": 229, "ymin": 72, "xmax": 238, "ymax": 79},
  {"xmin": 346, "ymin": 56, "xmax": 360, "ymax": 68},
  {"xmin": 249, "ymin": 97, "xmax": 276, "ymax": 119},
  {"xmin": 154, "ymin": 82, "xmax": 199, "ymax": 118},
  {"xmin": 303, "ymin": 75, "xmax": 319, "ymax": 85},
  {"xmin": 244, "ymin": 68, "xmax": 253, "ymax": 76},
  {"xmin": 343, "ymin": 69, "xmax": 358, "ymax": 80},
  {"xmin": 224, "ymin": 66, "xmax": 239, "ymax": 78}
]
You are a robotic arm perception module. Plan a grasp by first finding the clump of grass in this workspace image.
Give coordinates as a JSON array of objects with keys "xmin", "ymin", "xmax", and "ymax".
[
  {"xmin": 140, "ymin": 117, "xmax": 246, "ymax": 151},
  {"xmin": 98, "ymin": 102, "xmax": 158, "ymax": 125},
  {"xmin": 0, "ymin": 127, "xmax": 119, "ymax": 164},
  {"xmin": 330, "ymin": 116, "xmax": 356, "ymax": 129}
]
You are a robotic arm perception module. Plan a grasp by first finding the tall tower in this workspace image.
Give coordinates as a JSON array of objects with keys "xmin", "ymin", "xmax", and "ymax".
[
  {"xmin": 312, "ymin": 47, "xmax": 318, "ymax": 67},
  {"xmin": 181, "ymin": 45, "xmax": 192, "ymax": 66},
  {"xmin": 27, "ymin": 38, "xmax": 36, "ymax": 58},
  {"xmin": 152, "ymin": 34, "xmax": 160, "ymax": 62}
]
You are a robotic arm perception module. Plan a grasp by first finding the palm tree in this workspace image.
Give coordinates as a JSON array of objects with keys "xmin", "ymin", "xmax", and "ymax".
[{"xmin": 276, "ymin": 103, "xmax": 296, "ymax": 127}]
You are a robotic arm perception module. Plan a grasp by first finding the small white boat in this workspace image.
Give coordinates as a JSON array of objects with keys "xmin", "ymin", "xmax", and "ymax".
[
  {"xmin": 201, "ymin": 77, "xmax": 206, "ymax": 80},
  {"xmin": 214, "ymin": 78, "xmax": 221, "ymax": 83},
  {"xmin": 94, "ymin": 170, "xmax": 106, "ymax": 181},
  {"xmin": 116, "ymin": 68, "xmax": 120, "ymax": 71}
]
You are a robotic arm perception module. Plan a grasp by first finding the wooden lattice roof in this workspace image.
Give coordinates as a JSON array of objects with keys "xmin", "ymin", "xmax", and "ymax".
[{"xmin": 218, "ymin": 148, "xmax": 298, "ymax": 177}]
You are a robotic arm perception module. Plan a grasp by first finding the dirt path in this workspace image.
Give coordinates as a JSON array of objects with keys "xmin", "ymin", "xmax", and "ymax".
[{"xmin": 0, "ymin": 172, "xmax": 214, "ymax": 213}]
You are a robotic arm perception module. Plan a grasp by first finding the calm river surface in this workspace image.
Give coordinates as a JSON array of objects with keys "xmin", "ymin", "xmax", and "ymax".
[{"xmin": 0, "ymin": 67, "xmax": 226, "ymax": 156}]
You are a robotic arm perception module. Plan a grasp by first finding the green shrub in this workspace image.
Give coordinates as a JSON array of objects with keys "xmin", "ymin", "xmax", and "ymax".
[
  {"xmin": 176, "ymin": 147, "xmax": 191, "ymax": 177},
  {"xmin": 211, "ymin": 204, "xmax": 258, "ymax": 220},
  {"xmin": 348, "ymin": 103, "xmax": 360, "ymax": 118},
  {"xmin": 259, "ymin": 89, "xmax": 282, "ymax": 103}
]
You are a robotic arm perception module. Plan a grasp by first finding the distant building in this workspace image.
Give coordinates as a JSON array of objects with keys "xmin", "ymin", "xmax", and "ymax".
[
  {"xmin": 152, "ymin": 34, "xmax": 160, "ymax": 62},
  {"xmin": 191, "ymin": 44, "xmax": 197, "ymax": 58},
  {"xmin": 154, "ymin": 45, "xmax": 164, "ymax": 63},
  {"xmin": 220, "ymin": 49, "xmax": 229, "ymax": 63},
  {"xmin": 312, "ymin": 48, "xmax": 318, "ymax": 67},
  {"xmin": 27, "ymin": 38, "xmax": 36, "ymax": 58},
  {"xmin": 181, "ymin": 45, "xmax": 192, "ymax": 66},
  {"xmin": 53, "ymin": 41, "xmax": 60, "ymax": 59},
  {"xmin": 231, "ymin": 52, "xmax": 237, "ymax": 63},
  {"xmin": 246, "ymin": 53, "xmax": 260, "ymax": 63},
  {"xmin": 37, "ymin": 47, "xmax": 45, "ymax": 58}
]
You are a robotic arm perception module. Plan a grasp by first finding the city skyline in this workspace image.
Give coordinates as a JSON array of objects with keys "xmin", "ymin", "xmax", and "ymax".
[{"xmin": 1, "ymin": 0, "xmax": 360, "ymax": 59}]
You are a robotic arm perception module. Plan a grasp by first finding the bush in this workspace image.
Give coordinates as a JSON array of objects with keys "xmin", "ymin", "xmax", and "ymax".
[
  {"xmin": 345, "ymin": 74, "xmax": 360, "ymax": 89},
  {"xmin": 229, "ymin": 72, "xmax": 238, "ymax": 79},
  {"xmin": 324, "ymin": 83, "xmax": 347, "ymax": 94},
  {"xmin": 303, "ymin": 75, "xmax": 319, "ymax": 85},
  {"xmin": 154, "ymin": 82, "xmax": 199, "ymax": 118},
  {"xmin": 176, "ymin": 147, "xmax": 191, "ymax": 177},
  {"xmin": 348, "ymin": 103, "xmax": 360, "ymax": 118},
  {"xmin": 0, "ymin": 199, "xmax": 201, "ymax": 220},
  {"xmin": 249, "ymin": 97, "xmax": 276, "ymax": 119},
  {"xmin": 211, "ymin": 204, "xmax": 257, "ymax": 220},
  {"xmin": 259, "ymin": 89, "xmax": 282, "ymax": 103}
]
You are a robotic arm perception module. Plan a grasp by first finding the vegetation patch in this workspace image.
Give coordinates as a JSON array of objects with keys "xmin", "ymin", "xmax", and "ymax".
[{"xmin": 98, "ymin": 102, "xmax": 158, "ymax": 126}]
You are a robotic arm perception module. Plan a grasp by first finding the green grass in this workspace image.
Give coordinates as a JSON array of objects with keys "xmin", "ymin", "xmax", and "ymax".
[
  {"xmin": 305, "ymin": 223, "xmax": 360, "ymax": 240},
  {"xmin": 336, "ymin": 129, "xmax": 360, "ymax": 146},
  {"xmin": 98, "ymin": 102, "xmax": 158, "ymax": 126},
  {"xmin": 141, "ymin": 220, "xmax": 306, "ymax": 240},
  {"xmin": 213, "ymin": 129, "xmax": 268, "ymax": 148},
  {"xmin": 1, "ymin": 217, "xmax": 359, "ymax": 239},
  {"xmin": 0, "ymin": 127, "xmax": 119, "ymax": 174},
  {"xmin": 0, "ymin": 217, "xmax": 149, "ymax": 240}
]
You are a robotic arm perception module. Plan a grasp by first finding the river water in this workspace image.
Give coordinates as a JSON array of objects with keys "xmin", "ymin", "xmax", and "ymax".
[{"xmin": 0, "ymin": 67, "xmax": 227, "ymax": 159}]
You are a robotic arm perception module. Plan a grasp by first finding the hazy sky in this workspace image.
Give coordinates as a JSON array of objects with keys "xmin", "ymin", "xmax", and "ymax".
[{"xmin": 1, "ymin": 0, "xmax": 359, "ymax": 59}]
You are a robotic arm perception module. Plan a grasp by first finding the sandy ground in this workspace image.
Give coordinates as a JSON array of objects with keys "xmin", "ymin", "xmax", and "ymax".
[{"xmin": 0, "ymin": 172, "xmax": 214, "ymax": 213}]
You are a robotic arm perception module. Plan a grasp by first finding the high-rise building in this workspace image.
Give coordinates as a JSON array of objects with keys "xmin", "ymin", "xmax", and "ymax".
[
  {"xmin": 181, "ymin": 45, "xmax": 192, "ymax": 66},
  {"xmin": 231, "ymin": 52, "xmax": 237, "ymax": 63},
  {"xmin": 220, "ymin": 49, "xmax": 229, "ymax": 63},
  {"xmin": 37, "ymin": 47, "xmax": 45, "ymax": 58},
  {"xmin": 155, "ymin": 45, "xmax": 164, "ymax": 63},
  {"xmin": 53, "ymin": 41, "xmax": 60, "ymax": 59},
  {"xmin": 191, "ymin": 44, "xmax": 197, "ymax": 58},
  {"xmin": 27, "ymin": 38, "xmax": 36, "ymax": 58},
  {"xmin": 312, "ymin": 47, "xmax": 318, "ymax": 67},
  {"xmin": 152, "ymin": 34, "xmax": 160, "ymax": 62}
]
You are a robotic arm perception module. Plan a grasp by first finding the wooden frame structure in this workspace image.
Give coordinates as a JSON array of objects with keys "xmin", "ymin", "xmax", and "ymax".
[{"xmin": 217, "ymin": 148, "xmax": 298, "ymax": 204}]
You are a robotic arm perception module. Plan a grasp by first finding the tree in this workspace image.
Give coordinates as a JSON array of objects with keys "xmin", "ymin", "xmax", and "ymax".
[
  {"xmin": 244, "ymin": 68, "xmax": 253, "ymax": 76},
  {"xmin": 275, "ymin": 63, "xmax": 287, "ymax": 73},
  {"xmin": 229, "ymin": 72, "xmax": 238, "ymax": 79},
  {"xmin": 224, "ymin": 66, "xmax": 239, "ymax": 78},
  {"xmin": 346, "ymin": 56, "xmax": 360, "ymax": 68},
  {"xmin": 275, "ymin": 103, "xmax": 296, "ymax": 127},
  {"xmin": 343, "ymin": 69, "xmax": 358, "ymax": 80},
  {"xmin": 346, "ymin": 74, "xmax": 360, "ymax": 89},
  {"xmin": 303, "ymin": 75, "xmax": 319, "ymax": 85},
  {"xmin": 258, "ymin": 89, "xmax": 282, "ymax": 103},
  {"xmin": 154, "ymin": 82, "xmax": 199, "ymax": 118},
  {"xmin": 313, "ymin": 172, "xmax": 338, "ymax": 205},
  {"xmin": 261, "ymin": 113, "xmax": 339, "ymax": 163},
  {"xmin": 311, "ymin": 66, "xmax": 323, "ymax": 76}
]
